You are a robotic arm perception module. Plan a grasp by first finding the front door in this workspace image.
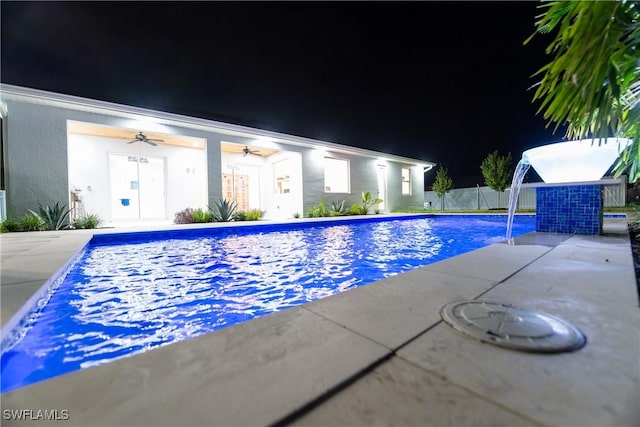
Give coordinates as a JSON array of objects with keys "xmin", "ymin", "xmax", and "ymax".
[{"xmin": 109, "ymin": 154, "xmax": 166, "ymax": 220}]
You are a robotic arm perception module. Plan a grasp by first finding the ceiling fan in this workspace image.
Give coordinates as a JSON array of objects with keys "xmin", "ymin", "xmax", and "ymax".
[
  {"xmin": 127, "ymin": 131, "xmax": 164, "ymax": 146},
  {"xmin": 242, "ymin": 146, "xmax": 262, "ymax": 156}
]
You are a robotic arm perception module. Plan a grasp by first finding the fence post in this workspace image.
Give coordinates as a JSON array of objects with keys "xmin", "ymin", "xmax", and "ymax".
[{"xmin": 477, "ymin": 184, "xmax": 480, "ymax": 210}]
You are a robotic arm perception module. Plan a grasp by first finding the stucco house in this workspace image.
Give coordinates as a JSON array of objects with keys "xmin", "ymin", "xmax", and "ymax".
[{"xmin": 0, "ymin": 84, "xmax": 434, "ymax": 224}]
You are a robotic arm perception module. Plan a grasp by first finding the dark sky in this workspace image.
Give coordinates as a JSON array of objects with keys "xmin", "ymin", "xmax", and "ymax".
[{"xmin": 1, "ymin": 1, "xmax": 559, "ymax": 187}]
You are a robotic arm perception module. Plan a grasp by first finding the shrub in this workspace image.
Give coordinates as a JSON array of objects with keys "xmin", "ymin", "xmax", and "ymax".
[
  {"xmin": 245, "ymin": 209, "xmax": 264, "ymax": 221},
  {"xmin": 210, "ymin": 198, "xmax": 237, "ymax": 222},
  {"xmin": 29, "ymin": 202, "xmax": 71, "ymax": 230},
  {"xmin": 235, "ymin": 209, "xmax": 263, "ymax": 221},
  {"xmin": 174, "ymin": 208, "xmax": 194, "ymax": 224},
  {"xmin": 1, "ymin": 217, "xmax": 23, "ymax": 232},
  {"xmin": 306, "ymin": 200, "xmax": 330, "ymax": 218},
  {"xmin": 293, "ymin": 212, "xmax": 301, "ymax": 219},
  {"xmin": 83, "ymin": 213, "xmax": 102, "ymax": 229},
  {"xmin": 72, "ymin": 213, "xmax": 102, "ymax": 229},
  {"xmin": 349, "ymin": 204, "xmax": 364, "ymax": 215},
  {"xmin": 192, "ymin": 208, "xmax": 214, "ymax": 223},
  {"xmin": 21, "ymin": 212, "xmax": 44, "ymax": 231}
]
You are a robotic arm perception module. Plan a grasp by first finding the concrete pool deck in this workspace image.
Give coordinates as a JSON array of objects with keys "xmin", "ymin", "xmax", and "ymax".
[{"xmin": 1, "ymin": 215, "xmax": 638, "ymax": 426}]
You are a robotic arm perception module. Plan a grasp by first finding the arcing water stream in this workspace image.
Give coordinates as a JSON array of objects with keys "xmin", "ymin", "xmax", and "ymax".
[{"xmin": 505, "ymin": 159, "xmax": 531, "ymax": 242}]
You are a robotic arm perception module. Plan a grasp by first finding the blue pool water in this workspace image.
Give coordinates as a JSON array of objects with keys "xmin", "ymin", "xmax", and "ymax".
[{"xmin": 1, "ymin": 215, "xmax": 535, "ymax": 392}]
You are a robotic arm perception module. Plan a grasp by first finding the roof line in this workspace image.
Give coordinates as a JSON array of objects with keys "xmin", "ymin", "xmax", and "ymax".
[{"xmin": 0, "ymin": 84, "xmax": 435, "ymax": 167}]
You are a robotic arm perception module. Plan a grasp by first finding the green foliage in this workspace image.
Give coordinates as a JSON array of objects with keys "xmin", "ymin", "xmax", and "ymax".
[
  {"xmin": 349, "ymin": 203, "xmax": 365, "ymax": 215},
  {"xmin": 192, "ymin": 208, "xmax": 214, "ymax": 223},
  {"xmin": 210, "ymin": 198, "xmax": 237, "ymax": 222},
  {"xmin": 480, "ymin": 151, "xmax": 512, "ymax": 192},
  {"xmin": 72, "ymin": 213, "xmax": 102, "ymax": 229},
  {"xmin": 234, "ymin": 209, "xmax": 263, "ymax": 221},
  {"xmin": 480, "ymin": 151, "xmax": 512, "ymax": 208},
  {"xmin": 329, "ymin": 200, "xmax": 347, "ymax": 216},
  {"xmin": 20, "ymin": 213, "xmax": 44, "ymax": 231},
  {"xmin": 245, "ymin": 209, "xmax": 263, "ymax": 221},
  {"xmin": 29, "ymin": 202, "xmax": 71, "ymax": 230},
  {"xmin": 174, "ymin": 208, "xmax": 194, "ymax": 224},
  {"xmin": 432, "ymin": 167, "xmax": 454, "ymax": 197},
  {"xmin": 1, "ymin": 217, "xmax": 23, "ymax": 232},
  {"xmin": 629, "ymin": 203, "xmax": 640, "ymax": 232},
  {"xmin": 293, "ymin": 212, "xmax": 301, "ymax": 219},
  {"xmin": 361, "ymin": 191, "xmax": 383, "ymax": 214},
  {"xmin": 306, "ymin": 200, "xmax": 330, "ymax": 218},
  {"xmin": 432, "ymin": 167, "xmax": 454, "ymax": 210},
  {"xmin": 526, "ymin": 1, "xmax": 640, "ymax": 181}
]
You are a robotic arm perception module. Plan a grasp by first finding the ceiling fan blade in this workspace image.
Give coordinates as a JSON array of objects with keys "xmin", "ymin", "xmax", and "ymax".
[
  {"xmin": 145, "ymin": 140, "xmax": 158, "ymax": 146},
  {"xmin": 127, "ymin": 140, "xmax": 137, "ymax": 144},
  {"xmin": 146, "ymin": 138, "xmax": 164, "ymax": 142}
]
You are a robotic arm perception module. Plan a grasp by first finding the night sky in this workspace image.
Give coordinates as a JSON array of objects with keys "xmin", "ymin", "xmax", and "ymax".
[{"xmin": 1, "ymin": 1, "xmax": 560, "ymax": 187}]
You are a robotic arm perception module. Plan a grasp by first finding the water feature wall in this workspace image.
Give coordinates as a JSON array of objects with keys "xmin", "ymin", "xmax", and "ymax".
[
  {"xmin": 536, "ymin": 184, "xmax": 603, "ymax": 234},
  {"xmin": 506, "ymin": 138, "xmax": 630, "ymax": 240}
]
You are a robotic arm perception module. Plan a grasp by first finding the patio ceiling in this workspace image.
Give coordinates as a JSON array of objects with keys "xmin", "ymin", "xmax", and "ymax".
[{"xmin": 67, "ymin": 121, "xmax": 206, "ymax": 150}]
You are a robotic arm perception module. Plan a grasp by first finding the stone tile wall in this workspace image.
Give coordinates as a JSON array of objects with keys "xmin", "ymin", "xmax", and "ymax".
[{"xmin": 536, "ymin": 185, "xmax": 602, "ymax": 234}]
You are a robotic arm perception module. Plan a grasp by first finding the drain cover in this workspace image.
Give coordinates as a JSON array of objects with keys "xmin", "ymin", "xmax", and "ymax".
[{"xmin": 440, "ymin": 301, "xmax": 586, "ymax": 353}]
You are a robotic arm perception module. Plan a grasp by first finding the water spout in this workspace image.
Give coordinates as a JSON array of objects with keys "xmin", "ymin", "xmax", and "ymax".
[
  {"xmin": 505, "ymin": 137, "xmax": 631, "ymax": 242},
  {"xmin": 505, "ymin": 159, "xmax": 530, "ymax": 242},
  {"xmin": 522, "ymin": 137, "xmax": 631, "ymax": 183}
]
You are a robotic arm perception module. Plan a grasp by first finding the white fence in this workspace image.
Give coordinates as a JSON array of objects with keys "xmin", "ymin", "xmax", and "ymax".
[{"xmin": 424, "ymin": 177, "xmax": 627, "ymax": 210}]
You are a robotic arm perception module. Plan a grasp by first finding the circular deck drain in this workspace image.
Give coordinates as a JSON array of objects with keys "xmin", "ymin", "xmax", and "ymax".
[{"xmin": 440, "ymin": 301, "xmax": 586, "ymax": 353}]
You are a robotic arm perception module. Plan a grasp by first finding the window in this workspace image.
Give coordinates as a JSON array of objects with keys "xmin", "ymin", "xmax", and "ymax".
[
  {"xmin": 324, "ymin": 157, "xmax": 350, "ymax": 193},
  {"xmin": 402, "ymin": 167, "xmax": 412, "ymax": 195}
]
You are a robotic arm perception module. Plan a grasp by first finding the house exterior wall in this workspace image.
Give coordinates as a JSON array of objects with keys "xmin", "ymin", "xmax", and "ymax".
[
  {"xmin": 3, "ymin": 99, "xmax": 225, "ymax": 217},
  {"xmin": 2, "ymin": 88, "xmax": 430, "ymax": 220},
  {"xmin": 299, "ymin": 148, "xmax": 424, "ymax": 214},
  {"xmin": 5, "ymin": 100, "xmax": 70, "ymax": 217},
  {"xmin": 384, "ymin": 162, "xmax": 425, "ymax": 212}
]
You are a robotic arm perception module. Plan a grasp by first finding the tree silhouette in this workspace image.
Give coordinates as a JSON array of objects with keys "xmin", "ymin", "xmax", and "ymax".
[
  {"xmin": 480, "ymin": 151, "xmax": 512, "ymax": 209},
  {"xmin": 432, "ymin": 166, "xmax": 454, "ymax": 210}
]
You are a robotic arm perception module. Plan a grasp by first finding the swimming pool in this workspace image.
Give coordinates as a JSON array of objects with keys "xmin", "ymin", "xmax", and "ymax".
[{"xmin": 1, "ymin": 214, "xmax": 535, "ymax": 392}]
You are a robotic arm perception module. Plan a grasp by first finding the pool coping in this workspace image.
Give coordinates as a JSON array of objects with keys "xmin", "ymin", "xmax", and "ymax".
[{"xmin": 1, "ymin": 214, "xmax": 638, "ymax": 426}]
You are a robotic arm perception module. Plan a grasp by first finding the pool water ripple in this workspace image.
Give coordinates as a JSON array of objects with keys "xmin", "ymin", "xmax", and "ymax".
[{"xmin": 1, "ymin": 215, "xmax": 535, "ymax": 392}]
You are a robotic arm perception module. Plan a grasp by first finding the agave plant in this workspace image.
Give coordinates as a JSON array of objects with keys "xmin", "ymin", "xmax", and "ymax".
[
  {"xmin": 210, "ymin": 198, "xmax": 237, "ymax": 222},
  {"xmin": 329, "ymin": 199, "xmax": 347, "ymax": 216},
  {"xmin": 29, "ymin": 202, "xmax": 71, "ymax": 230}
]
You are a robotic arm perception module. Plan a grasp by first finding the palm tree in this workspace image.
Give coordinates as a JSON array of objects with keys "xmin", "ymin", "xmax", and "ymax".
[{"xmin": 527, "ymin": 1, "xmax": 640, "ymax": 181}]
